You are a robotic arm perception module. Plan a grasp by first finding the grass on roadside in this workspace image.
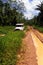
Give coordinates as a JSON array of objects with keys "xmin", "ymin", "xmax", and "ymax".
[
  {"xmin": 0, "ymin": 26, "xmax": 25, "ymax": 65},
  {"xmin": 0, "ymin": 26, "xmax": 14, "ymax": 34},
  {"xmin": 33, "ymin": 25, "xmax": 43, "ymax": 33}
]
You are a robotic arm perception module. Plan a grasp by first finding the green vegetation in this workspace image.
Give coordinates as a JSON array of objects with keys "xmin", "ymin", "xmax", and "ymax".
[
  {"xmin": 0, "ymin": 26, "xmax": 25, "ymax": 65},
  {"xmin": 35, "ymin": 2, "xmax": 43, "ymax": 26},
  {"xmin": 33, "ymin": 25, "xmax": 43, "ymax": 32},
  {"xmin": 0, "ymin": 26, "xmax": 15, "ymax": 34},
  {"xmin": 0, "ymin": 0, "xmax": 26, "ymax": 26}
]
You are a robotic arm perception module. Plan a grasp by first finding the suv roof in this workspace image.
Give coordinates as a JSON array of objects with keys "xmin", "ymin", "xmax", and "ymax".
[{"xmin": 16, "ymin": 23, "xmax": 24, "ymax": 25}]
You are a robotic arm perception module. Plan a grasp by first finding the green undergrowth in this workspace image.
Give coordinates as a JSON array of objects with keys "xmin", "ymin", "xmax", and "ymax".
[
  {"xmin": 24, "ymin": 25, "xmax": 29, "ymax": 32},
  {"xmin": 0, "ymin": 26, "xmax": 25, "ymax": 65},
  {"xmin": 0, "ymin": 26, "xmax": 14, "ymax": 34},
  {"xmin": 33, "ymin": 25, "xmax": 43, "ymax": 33}
]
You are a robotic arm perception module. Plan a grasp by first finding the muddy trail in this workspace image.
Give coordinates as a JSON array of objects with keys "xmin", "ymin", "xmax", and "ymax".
[
  {"xmin": 17, "ymin": 27, "xmax": 43, "ymax": 65},
  {"xmin": 17, "ymin": 30, "xmax": 38, "ymax": 65}
]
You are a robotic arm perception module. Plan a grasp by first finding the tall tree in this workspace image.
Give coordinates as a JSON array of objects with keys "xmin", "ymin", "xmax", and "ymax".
[{"xmin": 36, "ymin": 2, "xmax": 43, "ymax": 26}]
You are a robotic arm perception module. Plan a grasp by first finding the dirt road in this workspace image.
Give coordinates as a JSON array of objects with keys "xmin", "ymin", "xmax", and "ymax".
[
  {"xmin": 31, "ymin": 31, "xmax": 43, "ymax": 65},
  {"xmin": 17, "ymin": 28, "xmax": 43, "ymax": 65}
]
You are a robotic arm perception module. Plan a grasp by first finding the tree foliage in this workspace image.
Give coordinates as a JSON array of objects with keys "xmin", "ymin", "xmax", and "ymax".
[
  {"xmin": 0, "ymin": 0, "xmax": 25, "ymax": 26},
  {"xmin": 36, "ymin": 2, "xmax": 43, "ymax": 26}
]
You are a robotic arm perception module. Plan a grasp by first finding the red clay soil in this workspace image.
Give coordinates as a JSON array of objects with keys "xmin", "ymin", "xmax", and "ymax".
[{"xmin": 17, "ymin": 31, "xmax": 38, "ymax": 65}]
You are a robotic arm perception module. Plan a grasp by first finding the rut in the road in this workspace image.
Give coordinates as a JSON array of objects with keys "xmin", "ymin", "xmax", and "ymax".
[
  {"xmin": 32, "ymin": 29, "xmax": 43, "ymax": 43},
  {"xmin": 17, "ymin": 31, "xmax": 38, "ymax": 65}
]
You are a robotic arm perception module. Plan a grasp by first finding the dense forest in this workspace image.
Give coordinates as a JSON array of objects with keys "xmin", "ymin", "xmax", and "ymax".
[{"xmin": 0, "ymin": 0, "xmax": 26, "ymax": 26}]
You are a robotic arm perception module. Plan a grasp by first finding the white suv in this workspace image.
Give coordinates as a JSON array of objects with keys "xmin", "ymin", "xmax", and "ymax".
[{"xmin": 15, "ymin": 23, "xmax": 24, "ymax": 30}]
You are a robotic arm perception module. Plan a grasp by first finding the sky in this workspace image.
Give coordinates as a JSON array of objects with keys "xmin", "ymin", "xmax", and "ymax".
[
  {"xmin": 21, "ymin": 0, "xmax": 43, "ymax": 19},
  {"xmin": 3, "ymin": 0, "xmax": 43, "ymax": 19}
]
